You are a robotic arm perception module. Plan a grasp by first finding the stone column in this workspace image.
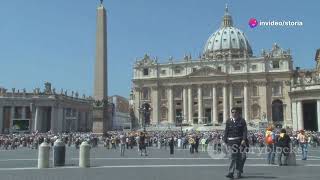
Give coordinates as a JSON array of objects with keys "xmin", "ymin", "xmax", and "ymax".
[
  {"xmin": 292, "ymin": 101, "xmax": 298, "ymax": 131},
  {"xmin": 134, "ymin": 88, "xmax": 141, "ymax": 127},
  {"xmin": 0, "ymin": 106, "xmax": 3, "ymax": 134},
  {"xmin": 212, "ymin": 85, "xmax": 218, "ymax": 124},
  {"xmin": 57, "ymin": 107, "xmax": 64, "ymax": 133},
  {"xmin": 198, "ymin": 85, "xmax": 203, "ymax": 124},
  {"xmin": 10, "ymin": 106, "xmax": 15, "ymax": 131},
  {"xmin": 168, "ymin": 86, "xmax": 174, "ymax": 124},
  {"xmin": 187, "ymin": 86, "xmax": 193, "ymax": 124},
  {"xmin": 297, "ymin": 101, "xmax": 304, "ymax": 130},
  {"xmin": 229, "ymin": 84, "xmax": 233, "ymax": 116},
  {"xmin": 75, "ymin": 111, "xmax": 80, "ymax": 131},
  {"xmin": 317, "ymin": 100, "xmax": 320, "ymax": 132},
  {"xmin": 51, "ymin": 106, "xmax": 57, "ymax": 133},
  {"xmin": 183, "ymin": 87, "xmax": 188, "ymax": 123},
  {"xmin": 244, "ymin": 83, "xmax": 249, "ymax": 121},
  {"xmin": 283, "ymin": 104, "xmax": 287, "ymax": 127},
  {"xmin": 223, "ymin": 85, "xmax": 228, "ymax": 123},
  {"xmin": 22, "ymin": 106, "xmax": 26, "ymax": 119},
  {"xmin": 151, "ymin": 87, "xmax": 160, "ymax": 125},
  {"xmin": 34, "ymin": 107, "xmax": 40, "ymax": 132}
]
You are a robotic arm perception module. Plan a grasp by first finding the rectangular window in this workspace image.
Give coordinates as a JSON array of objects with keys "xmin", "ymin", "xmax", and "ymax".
[
  {"xmin": 251, "ymin": 65, "xmax": 257, "ymax": 71},
  {"xmin": 174, "ymin": 69, "xmax": 181, "ymax": 74},
  {"xmin": 26, "ymin": 107, "xmax": 31, "ymax": 119},
  {"xmin": 234, "ymin": 65, "xmax": 241, "ymax": 71},
  {"xmin": 272, "ymin": 83, "xmax": 282, "ymax": 96},
  {"xmin": 174, "ymin": 88, "xmax": 182, "ymax": 99},
  {"xmin": 143, "ymin": 68, "xmax": 149, "ymax": 76},
  {"xmin": 252, "ymin": 86, "xmax": 259, "ymax": 96},
  {"xmin": 217, "ymin": 87, "xmax": 222, "ymax": 97},
  {"xmin": 217, "ymin": 67, "xmax": 222, "ymax": 72},
  {"xmin": 14, "ymin": 107, "xmax": 23, "ymax": 119},
  {"xmin": 272, "ymin": 61, "xmax": 280, "ymax": 69},
  {"xmin": 160, "ymin": 89, "xmax": 167, "ymax": 100},
  {"xmin": 66, "ymin": 108, "xmax": 72, "ymax": 117},
  {"xmin": 161, "ymin": 69, "xmax": 166, "ymax": 75},
  {"xmin": 233, "ymin": 87, "xmax": 242, "ymax": 97},
  {"xmin": 192, "ymin": 68, "xmax": 197, "ymax": 72}
]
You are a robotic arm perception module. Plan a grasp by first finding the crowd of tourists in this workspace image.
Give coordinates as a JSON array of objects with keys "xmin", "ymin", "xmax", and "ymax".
[{"xmin": 0, "ymin": 129, "xmax": 319, "ymax": 153}]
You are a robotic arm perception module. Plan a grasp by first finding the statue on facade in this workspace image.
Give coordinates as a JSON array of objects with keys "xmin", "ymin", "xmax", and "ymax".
[
  {"xmin": 64, "ymin": 90, "xmax": 68, "ymax": 96},
  {"xmin": 52, "ymin": 88, "xmax": 56, "ymax": 94},
  {"xmin": 75, "ymin": 92, "xmax": 79, "ymax": 98},
  {"xmin": 36, "ymin": 88, "xmax": 40, "ymax": 94},
  {"xmin": 262, "ymin": 112, "xmax": 267, "ymax": 122},
  {"xmin": 12, "ymin": 88, "xmax": 15, "ymax": 94},
  {"xmin": 44, "ymin": 82, "xmax": 52, "ymax": 94}
]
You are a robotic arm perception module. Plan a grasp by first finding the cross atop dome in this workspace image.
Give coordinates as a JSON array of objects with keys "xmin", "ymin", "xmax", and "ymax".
[
  {"xmin": 225, "ymin": 4, "xmax": 229, "ymax": 14},
  {"xmin": 222, "ymin": 4, "xmax": 233, "ymax": 27}
]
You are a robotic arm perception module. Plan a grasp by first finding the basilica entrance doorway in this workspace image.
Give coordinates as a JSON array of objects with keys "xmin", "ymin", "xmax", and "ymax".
[
  {"xmin": 205, "ymin": 108, "xmax": 212, "ymax": 124},
  {"xmin": 193, "ymin": 112, "xmax": 198, "ymax": 124},
  {"xmin": 303, "ymin": 101, "xmax": 318, "ymax": 131},
  {"xmin": 272, "ymin": 99, "xmax": 284, "ymax": 128}
]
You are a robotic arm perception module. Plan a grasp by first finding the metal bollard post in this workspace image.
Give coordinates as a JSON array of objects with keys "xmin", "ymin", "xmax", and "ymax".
[
  {"xmin": 158, "ymin": 140, "xmax": 161, "ymax": 149},
  {"xmin": 38, "ymin": 142, "xmax": 50, "ymax": 168},
  {"xmin": 79, "ymin": 141, "xmax": 91, "ymax": 167},
  {"xmin": 53, "ymin": 139, "xmax": 66, "ymax": 167}
]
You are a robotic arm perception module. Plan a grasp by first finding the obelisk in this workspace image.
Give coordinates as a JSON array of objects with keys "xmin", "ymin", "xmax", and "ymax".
[{"xmin": 93, "ymin": 0, "xmax": 109, "ymax": 134}]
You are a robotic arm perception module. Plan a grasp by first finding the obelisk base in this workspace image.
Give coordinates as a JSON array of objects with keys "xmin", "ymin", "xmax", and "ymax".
[{"xmin": 92, "ymin": 106, "xmax": 109, "ymax": 134}]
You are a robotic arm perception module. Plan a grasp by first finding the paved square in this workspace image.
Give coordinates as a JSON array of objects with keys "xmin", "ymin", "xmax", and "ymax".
[{"xmin": 0, "ymin": 145, "xmax": 320, "ymax": 180}]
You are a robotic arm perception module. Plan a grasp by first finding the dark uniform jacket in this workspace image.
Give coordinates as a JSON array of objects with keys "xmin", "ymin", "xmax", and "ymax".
[
  {"xmin": 224, "ymin": 118, "xmax": 248, "ymax": 146},
  {"xmin": 276, "ymin": 134, "xmax": 291, "ymax": 148}
]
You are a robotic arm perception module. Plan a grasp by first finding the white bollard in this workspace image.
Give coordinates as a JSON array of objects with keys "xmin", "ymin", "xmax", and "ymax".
[
  {"xmin": 38, "ymin": 142, "xmax": 50, "ymax": 168},
  {"xmin": 158, "ymin": 141, "xmax": 161, "ymax": 149},
  {"xmin": 79, "ymin": 141, "xmax": 91, "ymax": 168}
]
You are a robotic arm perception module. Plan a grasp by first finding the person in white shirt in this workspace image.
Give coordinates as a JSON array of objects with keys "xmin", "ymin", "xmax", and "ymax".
[{"xmin": 119, "ymin": 134, "xmax": 126, "ymax": 156}]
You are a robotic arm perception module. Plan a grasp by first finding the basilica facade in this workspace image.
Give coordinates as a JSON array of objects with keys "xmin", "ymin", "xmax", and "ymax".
[{"xmin": 131, "ymin": 6, "xmax": 294, "ymax": 129}]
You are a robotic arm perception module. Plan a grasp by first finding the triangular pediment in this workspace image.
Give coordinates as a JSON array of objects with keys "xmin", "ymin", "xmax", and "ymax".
[{"xmin": 188, "ymin": 66, "xmax": 227, "ymax": 77}]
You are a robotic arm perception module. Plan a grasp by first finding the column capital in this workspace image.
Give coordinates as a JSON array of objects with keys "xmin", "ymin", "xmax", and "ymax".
[{"xmin": 242, "ymin": 81, "xmax": 249, "ymax": 86}]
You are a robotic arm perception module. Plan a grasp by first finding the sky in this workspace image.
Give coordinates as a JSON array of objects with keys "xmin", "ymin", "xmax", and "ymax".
[{"xmin": 0, "ymin": 0, "xmax": 319, "ymax": 98}]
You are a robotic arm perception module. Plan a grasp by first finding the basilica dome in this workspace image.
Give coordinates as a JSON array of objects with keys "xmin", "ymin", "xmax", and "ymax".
[{"xmin": 203, "ymin": 6, "xmax": 253, "ymax": 59}]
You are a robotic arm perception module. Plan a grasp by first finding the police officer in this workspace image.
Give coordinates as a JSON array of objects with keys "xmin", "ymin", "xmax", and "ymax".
[{"xmin": 224, "ymin": 107, "xmax": 248, "ymax": 179}]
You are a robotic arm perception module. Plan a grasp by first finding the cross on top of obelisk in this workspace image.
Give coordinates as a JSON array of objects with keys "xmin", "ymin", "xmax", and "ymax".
[{"xmin": 100, "ymin": 0, "xmax": 103, "ymax": 5}]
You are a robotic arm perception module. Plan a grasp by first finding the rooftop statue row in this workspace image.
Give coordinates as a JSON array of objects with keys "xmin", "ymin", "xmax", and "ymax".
[{"xmin": 0, "ymin": 82, "xmax": 93, "ymax": 100}]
